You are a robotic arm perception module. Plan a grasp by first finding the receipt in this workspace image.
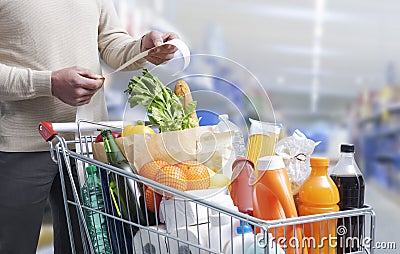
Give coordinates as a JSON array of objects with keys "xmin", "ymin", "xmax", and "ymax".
[
  {"xmin": 76, "ymin": 38, "xmax": 191, "ymax": 121},
  {"xmin": 103, "ymin": 38, "xmax": 191, "ymax": 77}
]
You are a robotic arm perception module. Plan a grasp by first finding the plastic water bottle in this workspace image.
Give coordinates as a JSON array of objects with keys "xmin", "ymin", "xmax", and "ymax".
[
  {"xmin": 224, "ymin": 221, "xmax": 254, "ymax": 254},
  {"xmin": 218, "ymin": 114, "xmax": 246, "ymax": 158},
  {"xmin": 81, "ymin": 166, "xmax": 112, "ymax": 253}
]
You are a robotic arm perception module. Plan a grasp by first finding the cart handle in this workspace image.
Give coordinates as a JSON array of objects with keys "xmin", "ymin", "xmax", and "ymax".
[
  {"xmin": 38, "ymin": 120, "xmax": 125, "ymax": 142},
  {"xmin": 38, "ymin": 121, "xmax": 58, "ymax": 142}
]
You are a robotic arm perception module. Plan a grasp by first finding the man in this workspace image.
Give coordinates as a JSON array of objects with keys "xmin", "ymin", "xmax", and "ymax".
[{"xmin": 0, "ymin": 0, "xmax": 178, "ymax": 253}]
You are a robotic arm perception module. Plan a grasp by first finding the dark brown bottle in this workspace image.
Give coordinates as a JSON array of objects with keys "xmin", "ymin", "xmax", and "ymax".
[{"xmin": 330, "ymin": 144, "xmax": 365, "ymax": 254}]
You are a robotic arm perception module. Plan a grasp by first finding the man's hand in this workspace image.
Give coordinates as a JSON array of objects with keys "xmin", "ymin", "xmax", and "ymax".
[
  {"xmin": 51, "ymin": 66, "xmax": 104, "ymax": 106},
  {"xmin": 141, "ymin": 31, "xmax": 179, "ymax": 65}
]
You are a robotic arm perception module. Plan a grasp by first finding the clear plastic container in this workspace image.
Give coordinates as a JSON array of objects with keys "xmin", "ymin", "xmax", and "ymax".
[
  {"xmin": 218, "ymin": 114, "xmax": 246, "ymax": 158},
  {"xmin": 246, "ymin": 119, "xmax": 282, "ymax": 169}
]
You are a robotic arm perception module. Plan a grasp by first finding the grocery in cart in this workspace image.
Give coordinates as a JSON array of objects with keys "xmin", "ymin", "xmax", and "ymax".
[{"xmin": 38, "ymin": 70, "xmax": 376, "ymax": 254}]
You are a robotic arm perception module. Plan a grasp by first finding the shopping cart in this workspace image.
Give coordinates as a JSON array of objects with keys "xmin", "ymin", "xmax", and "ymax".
[{"xmin": 38, "ymin": 120, "xmax": 376, "ymax": 254}]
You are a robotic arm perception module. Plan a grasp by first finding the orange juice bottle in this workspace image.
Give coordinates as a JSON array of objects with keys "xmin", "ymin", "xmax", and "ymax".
[
  {"xmin": 252, "ymin": 156, "xmax": 308, "ymax": 254},
  {"xmin": 298, "ymin": 157, "xmax": 340, "ymax": 254}
]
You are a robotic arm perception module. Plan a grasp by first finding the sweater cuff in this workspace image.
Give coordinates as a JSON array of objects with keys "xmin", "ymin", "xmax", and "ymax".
[
  {"xmin": 33, "ymin": 70, "xmax": 52, "ymax": 96},
  {"xmin": 132, "ymin": 38, "xmax": 147, "ymax": 68}
]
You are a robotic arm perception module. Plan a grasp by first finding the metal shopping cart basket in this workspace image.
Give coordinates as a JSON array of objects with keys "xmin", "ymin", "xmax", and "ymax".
[{"xmin": 38, "ymin": 120, "xmax": 376, "ymax": 254}]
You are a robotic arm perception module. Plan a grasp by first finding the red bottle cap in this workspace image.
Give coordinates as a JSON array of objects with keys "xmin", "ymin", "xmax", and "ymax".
[{"xmin": 232, "ymin": 158, "xmax": 254, "ymax": 170}]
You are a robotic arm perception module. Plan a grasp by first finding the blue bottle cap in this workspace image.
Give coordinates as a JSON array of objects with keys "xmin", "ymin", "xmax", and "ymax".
[{"xmin": 237, "ymin": 221, "xmax": 252, "ymax": 234}]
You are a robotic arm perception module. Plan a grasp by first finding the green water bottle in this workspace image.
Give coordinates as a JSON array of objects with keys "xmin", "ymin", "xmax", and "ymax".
[
  {"xmin": 101, "ymin": 129, "xmax": 146, "ymax": 227},
  {"xmin": 81, "ymin": 166, "xmax": 112, "ymax": 253}
]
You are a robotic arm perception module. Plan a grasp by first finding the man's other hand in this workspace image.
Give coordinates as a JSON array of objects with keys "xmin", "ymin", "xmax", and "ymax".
[
  {"xmin": 141, "ymin": 31, "xmax": 179, "ymax": 65},
  {"xmin": 51, "ymin": 66, "xmax": 104, "ymax": 106}
]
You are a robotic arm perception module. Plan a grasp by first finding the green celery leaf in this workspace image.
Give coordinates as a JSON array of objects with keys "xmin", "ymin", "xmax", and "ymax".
[{"xmin": 125, "ymin": 69, "xmax": 198, "ymax": 132}]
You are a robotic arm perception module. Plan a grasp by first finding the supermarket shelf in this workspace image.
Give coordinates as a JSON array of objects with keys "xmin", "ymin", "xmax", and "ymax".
[
  {"xmin": 358, "ymin": 100, "xmax": 400, "ymax": 195},
  {"xmin": 359, "ymin": 102, "xmax": 400, "ymax": 125},
  {"xmin": 367, "ymin": 126, "xmax": 400, "ymax": 137},
  {"xmin": 376, "ymin": 153, "xmax": 400, "ymax": 163}
]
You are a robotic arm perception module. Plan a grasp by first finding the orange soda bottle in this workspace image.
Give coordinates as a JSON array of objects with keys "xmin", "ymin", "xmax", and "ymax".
[
  {"xmin": 298, "ymin": 157, "xmax": 340, "ymax": 254},
  {"xmin": 252, "ymin": 156, "xmax": 308, "ymax": 254}
]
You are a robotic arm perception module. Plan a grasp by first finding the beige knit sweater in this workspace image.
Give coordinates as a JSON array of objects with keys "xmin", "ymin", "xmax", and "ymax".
[{"xmin": 0, "ymin": 0, "xmax": 146, "ymax": 152}]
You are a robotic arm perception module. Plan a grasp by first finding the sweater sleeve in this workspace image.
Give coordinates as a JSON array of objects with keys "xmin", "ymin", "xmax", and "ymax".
[
  {"xmin": 97, "ymin": 0, "xmax": 147, "ymax": 71},
  {"xmin": 0, "ymin": 63, "xmax": 52, "ymax": 101}
]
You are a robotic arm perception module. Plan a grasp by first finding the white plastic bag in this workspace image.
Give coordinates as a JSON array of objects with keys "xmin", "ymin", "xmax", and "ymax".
[{"xmin": 275, "ymin": 129, "xmax": 320, "ymax": 194}]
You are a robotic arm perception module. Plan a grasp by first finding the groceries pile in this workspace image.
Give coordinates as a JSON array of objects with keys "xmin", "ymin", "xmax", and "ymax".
[{"xmin": 82, "ymin": 69, "xmax": 366, "ymax": 254}]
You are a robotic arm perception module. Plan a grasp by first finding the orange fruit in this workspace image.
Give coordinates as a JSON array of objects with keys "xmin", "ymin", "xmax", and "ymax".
[
  {"xmin": 140, "ymin": 160, "xmax": 169, "ymax": 181},
  {"xmin": 178, "ymin": 161, "xmax": 210, "ymax": 190},
  {"xmin": 155, "ymin": 165, "xmax": 187, "ymax": 197},
  {"xmin": 176, "ymin": 160, "xmax": 198, "ymax": 172},
  {"xmin": 144, "ymin": 186, "xmax": 162, "ymax": 213}
]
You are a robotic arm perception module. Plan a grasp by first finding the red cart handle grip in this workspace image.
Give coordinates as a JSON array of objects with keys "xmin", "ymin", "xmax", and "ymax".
[{"xmin": 38, "ymin": 121, "xmax": 58, "ymax": 142}]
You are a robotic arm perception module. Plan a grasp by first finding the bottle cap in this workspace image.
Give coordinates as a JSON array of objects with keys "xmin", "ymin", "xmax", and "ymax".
[
  {"xmin": 341, "ymin": 144, "xmax": 355, "ymax": 153},
  {"xmin": 232, "ymin": 158, "xmax": 255, "ymax": 170},
  {"xmin": 86, "ymin": 165, "xmax": 98, "ymax": 174},
  {"xmin": 310, "ymin": 157, "xmax": 329, "ymax": 167},
  {"xmin": 236, "ymin": 221, "xmax": 252, "ymax": 234},
  {"xmin": 100, "ymin": 128, "xmax": 112, "ymax": 137},
  {"xmin": 257, "ymin": 156, "xmax": 285, "ymax": 171}
]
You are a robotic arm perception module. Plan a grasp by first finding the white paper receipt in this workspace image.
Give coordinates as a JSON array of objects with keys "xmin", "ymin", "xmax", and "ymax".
[{"xmin": 104, "ymin": 38, "xmax": 191, "ymax": 77}]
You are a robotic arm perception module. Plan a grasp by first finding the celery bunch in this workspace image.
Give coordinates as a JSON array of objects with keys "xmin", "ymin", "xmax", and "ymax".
[{"xmin": 124, "ymin": 69, "xmax": 198, "ymax": 132}]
